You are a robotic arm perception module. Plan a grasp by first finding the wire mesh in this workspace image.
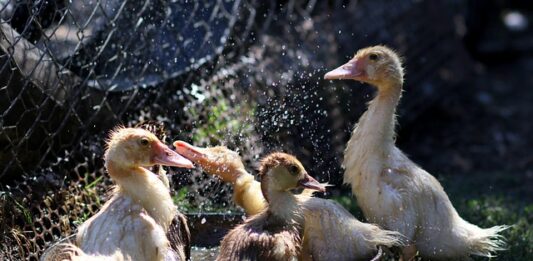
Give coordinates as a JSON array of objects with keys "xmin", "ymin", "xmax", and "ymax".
[{"xmin": 0, "ymin": 0, "xmax": 469, "ymax": 259}]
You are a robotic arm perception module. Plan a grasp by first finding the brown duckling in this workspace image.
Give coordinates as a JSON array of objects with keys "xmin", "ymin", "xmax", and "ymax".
[{"xmin": 217, "ymin": 152, "xmax": 325, "ymax": 261}]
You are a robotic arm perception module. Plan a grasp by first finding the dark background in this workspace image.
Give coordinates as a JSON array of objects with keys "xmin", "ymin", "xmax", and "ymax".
[{"xmin": 0, "ymin": 0, "xmax": 531, "ymax": 259}]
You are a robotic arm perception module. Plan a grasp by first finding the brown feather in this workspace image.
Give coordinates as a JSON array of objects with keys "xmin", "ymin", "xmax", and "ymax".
[
  {"xmin": 218, "ymin": 152, "xmax": 306, "ymax": 261},
  {"xmin": 217, "ymin": 211, "xmax": 302, "ymax": 261},
  {"xmin": 166, "ymin": 212, "xmax": 191, "ymax": 260}
]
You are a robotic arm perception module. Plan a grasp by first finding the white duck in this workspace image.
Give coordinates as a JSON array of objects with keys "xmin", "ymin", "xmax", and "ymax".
[{"xmin": 324, "ymin": 45, "xmax": 508, "ymax": 260}]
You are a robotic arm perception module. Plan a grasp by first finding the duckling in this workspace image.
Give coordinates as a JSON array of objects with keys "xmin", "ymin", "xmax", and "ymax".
[
  {"xmin": 324, "ymin": 45, "xmax": 508, "ymax": 260},
  {"xmin": 135, "ymin": 121, "xmax": 172, "ymax": 188},
  {"xmin": 217, "ymin": 152, "xmax": 325, "ymax": 261},
  {"xmin": 174, "ymin": 141, "xmax": 404, "ymax": 260},
  {"xmin": 173, "ymin": 141, "xmax": 266, "ymax": 216},
  {"xmin": 135, "ymin": 121, "xmax": 191, "ymax": 260},
  {"xmin": 55, "ymin": 127, "xmax": 194, "ymax": 261}
]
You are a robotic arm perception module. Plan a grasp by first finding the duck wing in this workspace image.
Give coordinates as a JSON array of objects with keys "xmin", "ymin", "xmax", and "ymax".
[
  {"xmin": 301, "ymin": 197, "xmax": 403, "ymax": 261},
  {"xmin": 167, "ymin": 212, "xmax": 191, "ymax": 261}
]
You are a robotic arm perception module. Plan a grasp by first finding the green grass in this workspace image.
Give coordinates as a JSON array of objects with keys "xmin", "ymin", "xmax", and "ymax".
[
  {"xmin": 85, "ymin": 175, "xmax": 103, "ymax": 190},
  {"xmin": 0, "ymin": 191, "xmax": 33, "ymax": 225},
  {"xmin": 187, "ymin": 89, "xmax": 255, "ymax": 145},
  {"xmin": 173, "ymin": 187, "xmax": 193, "ymax": 212},
  {"xmin": 72, "ymin": 211, "xmax": 90, "ymax": 226},
  {"xmin": 173, "ymin": 187, "xmax": 241, "ymax": 213},
  {"xmin": 70, "ymin": 173, "xmax": 105, "ymax": 226},
  {"xmin": 331, "ymin": 172, "xmax": 533, "ymax": 260},
  {"xmin": 82, "ymin": 173, "xmax": 103, "ymax": 207},
  {"xmin": 12, "ymin": 198, "xmax": 32, "ymax": 225}
]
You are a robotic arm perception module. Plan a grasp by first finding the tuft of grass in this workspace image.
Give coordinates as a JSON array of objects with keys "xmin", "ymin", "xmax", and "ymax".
[
  {"xmin": 82, "ymin": 173, "xmax": 103, "ymax": 207},
  {"xmin": 85, "ymin": 175, "xmax": 103, "ymax": 190},
  {"xmin": 188, "ymin": 90, "xmax": 255, "ymax": 145},
  {"xmin": 173, "ymin": 187, "xmax": 193, "ymax": 212},
  {"xmin": 72, "ymin": 211, "xmax": 90, "ymax": 226},
  {"xmin": 12, "ymin": 199, "xmax": 32, "ymax": 225}
]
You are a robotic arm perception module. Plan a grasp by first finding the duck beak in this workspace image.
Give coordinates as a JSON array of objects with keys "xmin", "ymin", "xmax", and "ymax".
[
  {"xmin": 173, "ymin": 140, "xmax": 208, "ymax": 162},
  {"xmin": 153, "ymin": 141, "xmax": 194, "ymax": 169},
  {"xmin": 324, "ymin": 58, "xmax": 365, "ymax": 80},
  {"xmin": 298, "ymin": 173, "xmax": 326, "ymax": 193}
]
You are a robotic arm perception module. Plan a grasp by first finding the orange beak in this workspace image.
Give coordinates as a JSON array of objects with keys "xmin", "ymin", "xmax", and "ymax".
[
  {"xmin": 324, "ymin": 58, "xmax": 365, "ymax": 80},
  {"xmin": 152, "ymin": 141, "xmax": 194, "ymax": 168},
  {"xmin": 298, "ymin": 173, "xmax": 326, "ymax": 193},
  {"xmin": 173, "ymin": 140, "xmax": 207, "ymax": 162}
]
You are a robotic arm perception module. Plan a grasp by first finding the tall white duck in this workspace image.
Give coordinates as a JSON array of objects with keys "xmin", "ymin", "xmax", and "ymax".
[{"xmin": 324, "ymin": 45, "xmax": 508, "ymax": 260}]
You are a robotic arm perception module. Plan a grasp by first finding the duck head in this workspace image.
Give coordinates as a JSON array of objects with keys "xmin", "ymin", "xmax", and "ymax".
[
  {"xmin": 258, "ymin": 152, "xmax": 326, "ymax": 199},
  {"xmin": 105, "ymin": 127, "xmax": 194, "ymax": 169},
  {"xmin": 324, "ymin": 45, "xmax": 404, "ymax": 88},
  {"xmin": 173, "ymin": 141, "xmax": 245, "ymax": 182}
]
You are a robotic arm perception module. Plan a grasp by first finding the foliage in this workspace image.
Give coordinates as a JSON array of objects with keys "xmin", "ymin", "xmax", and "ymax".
[
  {"xmin": 187, "ymin": 85, "xmax": 255, "ymax": 145},
  {"xmin": 173, "ymin": 187, "xmax": 193, "ymax": 212}
]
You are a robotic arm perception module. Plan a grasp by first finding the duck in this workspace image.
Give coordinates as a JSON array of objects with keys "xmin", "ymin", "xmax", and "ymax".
[
  {"xmin": 174, "ymin": 141, "xmax": 404, "ymax": 260},
  {"xmin": 324, "ymin": 45, "xmax": 508, "ymax": 260},
  {"xmin": 134, "ymin": 121, "xmax": 191, "ymax": 260},
  {"xmin": 173, "ymin": 141, "xmax": 266, "ymax": 216},
  {"xmin": 216, "ymin": 152, "xmax": 326, "ymax": 261},
  {"xmin": 52, "ymin": 127, "xmax": 194, "ymax": 261}
]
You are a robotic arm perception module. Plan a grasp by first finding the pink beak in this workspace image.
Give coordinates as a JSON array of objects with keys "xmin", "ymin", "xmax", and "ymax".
[
  {"xmin": 298, "ymin": 173, "xmax": 326, "ymax": 193},
  {"xmin": 152, "ymin": 141, "xmax": 194, "ymax": 168},
  {"xmin": 173, "ymin": 140, "xmax": 207, "ymax": 161},
  {"xmin": 324, "ymin": 58, "xmax": 365, "ymax": 80}
]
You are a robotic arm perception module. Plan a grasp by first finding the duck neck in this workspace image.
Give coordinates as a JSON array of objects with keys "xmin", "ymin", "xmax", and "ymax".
[
  {"xmin": 106, "ymin": 160, "xmax": 176, "ymax": 230},
  {"xmin": 351, "ymin": 81, "xmax": 402, "ymax": 155},
  {"xmin": 266, "ymin": 188, "xmax": 302, "ymax": 224}
]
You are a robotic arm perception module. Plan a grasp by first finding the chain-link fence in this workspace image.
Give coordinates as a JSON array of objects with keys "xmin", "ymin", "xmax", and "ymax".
[{"xmin": 0, "ymin": 0, "xmax": 470, "ymax": 259}]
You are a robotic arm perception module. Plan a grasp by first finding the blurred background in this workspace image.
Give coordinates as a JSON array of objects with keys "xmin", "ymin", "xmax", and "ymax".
[{"xmin": 0, "ymin": 0, "xmax": 531, "ymax": 260}]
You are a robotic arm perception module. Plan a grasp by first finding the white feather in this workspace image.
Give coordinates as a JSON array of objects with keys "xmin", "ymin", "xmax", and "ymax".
[{"xmin": 299, "ymin": 196, "xmax": 404, "ymax": 261}]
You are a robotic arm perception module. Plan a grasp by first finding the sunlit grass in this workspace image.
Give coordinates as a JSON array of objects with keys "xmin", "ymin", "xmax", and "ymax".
[{"xmin": 188, "ymin": 93, "xmax": 255, "ymax": 145}]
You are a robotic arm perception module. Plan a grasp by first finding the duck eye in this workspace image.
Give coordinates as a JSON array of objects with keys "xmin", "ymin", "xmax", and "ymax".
[
  {"xmin": 369, "ymin": 53, "xmax": 379, "ymax": 61},
  {"xmin": 140, "ymin": 138, "xmax": 150, "ymax": 146},
  {"xmin": 288, "ymin": 165, "xmax": 299, "ymax": 175}
]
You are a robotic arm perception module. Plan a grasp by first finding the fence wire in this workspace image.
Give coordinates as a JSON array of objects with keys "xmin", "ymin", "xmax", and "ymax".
[{"xmin": 0, "ymin": 0, "xmax": 469, "ymax": 259}]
